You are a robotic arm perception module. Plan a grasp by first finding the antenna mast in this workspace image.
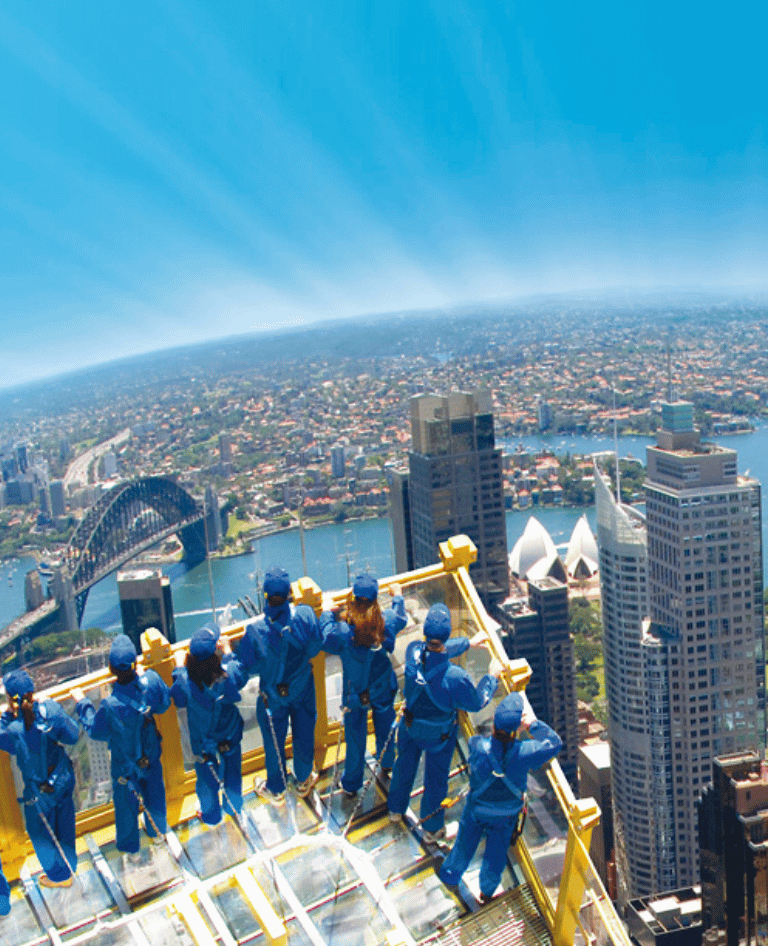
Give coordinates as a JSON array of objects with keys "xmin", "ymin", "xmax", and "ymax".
[{"xmin": 613, "ymin": 383, "xmax": 621, "ymax": 504}]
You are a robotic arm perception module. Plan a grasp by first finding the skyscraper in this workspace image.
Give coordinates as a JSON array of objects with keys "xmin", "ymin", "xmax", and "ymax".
[
  {"xmin": 595, "ymin": 465, "xmax": 659, "ymax": 899},
  {"xmin": 499, "ymin": 576, "xmax": 579, "ymax": 783},
  {"xmin": 117, "ymin": 568, "xmax": 177, "ymax": 652},
  {"xmin": 402, "ymin": 391, "xmax": 509, "ymax": 606},
  {"xmin": 645, "ymin": 401, "xmax": 766, "ymax": 887},
  {"xmin": 598, "ymin": 403, "xmax": 766, "ymax": 896}
]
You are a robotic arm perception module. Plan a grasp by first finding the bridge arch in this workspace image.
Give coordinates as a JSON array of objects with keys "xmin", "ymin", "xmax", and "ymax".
[{"xmin": 66, "ymin": 476, "xmax": 208, "ymax": 624}]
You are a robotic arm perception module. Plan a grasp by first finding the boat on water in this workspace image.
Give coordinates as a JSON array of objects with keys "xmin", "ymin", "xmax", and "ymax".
[{"xmin": 0, "ymin": 535, "xmax": 625, "ymax": 946}]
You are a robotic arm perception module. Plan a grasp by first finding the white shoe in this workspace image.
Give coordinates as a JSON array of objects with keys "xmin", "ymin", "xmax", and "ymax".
[
  {"xmin": 423, "ymin": 826, "xmax": 447, "ymax": 843},
  {"xmin": 255, "ymin": 779, "xmax": 285, "ymax": 807},
  {"xmin": 388, "ymin": 811, "xmax": 403, "ymax": 823},
  {"xmin": 39, "ymin": 873, "xmax": 73, "ymax": 888},
  {"xmin": 295, "ymin": 771, "xmax": 319, "ymax": 797}
]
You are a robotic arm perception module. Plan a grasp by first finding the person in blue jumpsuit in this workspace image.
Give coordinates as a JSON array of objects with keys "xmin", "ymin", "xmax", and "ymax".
[
  {"xmin": 387, "ymin": 603, "xmax": 498, "ymax": 841},
  {"xmin": 75, "ymin": 635, "xmax": 171, "ymax": 855},
  {"xmin": 237, "ymin": 566, "xmax": 323, "ymax": 804},
  {"xmin": 0, "ymin": 855, "xmax": 9, "ymax": 914},
  {"xmin": 171, "ymin": 623, "xmax": 249, "ymax": 825},
  {"xmin": 0, "ymin": 670, "xmax": 79, "ymax": 888},
  {"xmin": 320, "ymin": 575, "xmax": 407, "ymax": 796},
  {"xmin": 438, "ymin": 691, "xmax": 562, "ymax": 901}
]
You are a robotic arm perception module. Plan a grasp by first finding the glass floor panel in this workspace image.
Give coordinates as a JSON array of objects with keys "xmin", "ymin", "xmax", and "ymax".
[
  {"xmin": 180, "ymin": 817, "xmax": 252, "ymax": 879},
  {"xmin": 137, "ymin": 912, "xmax": 197, "ymax": 946},
  {"xmin": 209, "ymin": 883, "xmax": 265, "ymax": 941},
  {"xmin": 348, "ymin": 815, "xmax": 427, "ymax": 883},
  {"xmin": 0, "ymin": 890, "xmax": 45, "ymax": 946},
  {"xmin": 277, "ymin": 845, "xmax": 357, "ymax": 908},
  {"xmin": 244, "ymin": 793, "xmax": 319, "ymax": 848},
  {"xmin": 308, "ymin": 883, "xmax": 392, "ymax": 946},
  {"xmin": 37, "ymin": 862, "xmax": 116, "ymax": 933},
  {"xmin": 103, "ymin": 841, "xmax": 183, "ymax": 901},
  {"xmin": 316, "ymin": 771, "xmax": 388, "ymax": 832},
  {"xmin": 385, "ymin": 861, "xmax": 463, "ymax": 941}
]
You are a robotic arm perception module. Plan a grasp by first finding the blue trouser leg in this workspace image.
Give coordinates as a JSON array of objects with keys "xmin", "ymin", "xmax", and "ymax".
[
  {"xmin": 114, "ymin": 779, "xmax": 140, "ymax": 853},
  {"xmin": 387, "ymin": 725, "xmax": 422, "ymax": 815},
  {"xmin": 421, "ymin": 735, "xmax": 456, "ymax": 833},
  {"xmin": 289, "ymin": 687, "xmax": 317, "ymax": 784},
  {"xmin": 25, "ymin": 795, "xmax": 77, "ymax": 882},
  {"xmin": 372, "ymin": 702, "xmax": 396, "ymax": 769},
  {"xmin": 222, "ymin": 744, "xmax": 243, "ymax": 816},
  {"xmin": 439, "ymin": 807, "xmax": 484, "ymax": 887},
  {"xmin": 195, "ymin": 760, "xmax": 223, "ymax": 825},
  {"xmin": 257, "ymin": 699, "xmax": 289, "ymax": 793},
  {"xmin": 341, "ymin": 708, "xmax": 367, "ymax": 793},
  {"xmin": 479, "ymin": 817, "xmax": 516, "ymax": 898},
  {"xmin": 0, "ymin": 855, "xmax": 9, "ymax": 915},
  {"xmin": 138, "ymin": 760, "xmax": 167, "ymax": 838}
]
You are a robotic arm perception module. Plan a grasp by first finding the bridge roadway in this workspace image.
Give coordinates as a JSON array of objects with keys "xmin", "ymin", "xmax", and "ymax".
[{"xmin": 0, "ymin": 599, "xmax": 58, "ymax": 651}]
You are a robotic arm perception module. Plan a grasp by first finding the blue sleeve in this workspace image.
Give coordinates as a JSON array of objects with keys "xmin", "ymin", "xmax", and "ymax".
[
  {"xmin": 0, "ymin": 715, "xmax": 16, "ymax": 755},
  {"xmin": 448, "ymin": 670, "xmax": 498, "ymax": 712},
  {"xmin": 170, "ymin": 668, "xmax": 188, "ymax": 708},
  {"xmin": 221, "ymin": 655, "xmax": 249, "ymax": 694},
  {"xmin": 519, "ymin": 720, "xmax": 563, "ymax": 771},
  {"xmin": 294, "ymin": 605, "xmax": 323, "ymax": 659},
  {"xmin": 321, "ymin": 613, "xmax": 352, "ymax": 655},
  {"xmin": 445, "ymin": 637, "xmax": 470, "ymax": 659},
  {"xmin": 145, "ymin": 671, "xmax": 171, "ymax": 715},
  {"xmin": 46, "ymin": 701, "xmax": 79, "ymax": 745},
  {"xmin": 77, "ymin": 699, "xmax": 110, "ymax": 742},
  {"xmin": 384, "ymin": 596, "xmax": 407, "ymax": 636},
  {"xmin": 237, "ymin": 622, "xmax": 263, "ymax": 675}
]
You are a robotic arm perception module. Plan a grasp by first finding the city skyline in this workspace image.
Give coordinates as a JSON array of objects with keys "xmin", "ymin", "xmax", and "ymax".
[{"xmin": 2, "ymin": 2, "xmax": 768, "ymax": 388}]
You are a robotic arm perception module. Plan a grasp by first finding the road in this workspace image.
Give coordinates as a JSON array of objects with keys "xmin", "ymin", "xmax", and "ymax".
[{"xmin": 63, "ymin": 428, "xmax": 131, "ymax": 490}]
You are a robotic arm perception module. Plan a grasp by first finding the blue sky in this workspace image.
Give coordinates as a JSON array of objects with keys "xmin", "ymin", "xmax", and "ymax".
[{"xmin": 1, "ymin": 0, "xmax": 767, "ymax": 388}]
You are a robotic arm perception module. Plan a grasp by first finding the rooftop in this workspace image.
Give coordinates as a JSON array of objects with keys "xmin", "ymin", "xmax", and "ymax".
[{"xmin": 0, "ymin": 536, "xmax": 628, "ymax": 946}]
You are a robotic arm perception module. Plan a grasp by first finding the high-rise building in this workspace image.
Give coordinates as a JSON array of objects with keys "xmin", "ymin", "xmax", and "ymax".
[
  {"xmin": 390, "ymin": 467, "xmax": 413, "ymax": 573},
  {"xmin": 645, "ymin": 402, "xmax": 766, "ymax": 887},
  {"xmin": 578, "ymin": 742, "xmax": 614, "ymax": 894},
  {"xmin": 402, "ymin": 391, "xmax": 509, "ymax": 607},
  {"xmin": 699, "ymin": 751, "xmax": 768, "ymax": 946},
  {"xmin": 331, "ymin": 445, "xmax": 346, "ymax": 479},
  {"xmin": 497, "ymin": 577, "xmax": 579, "ymax": 784},
  {"xmin": 49, "ymin": 479, "xmax": 66, "ymax": 518},
  {"xmin": 595, "ymin": 465, "xmax": 660, "ymax": 899},
  {"xmin": 117, "ymin": 568, "xmax": 177, "ymax": 652},
  {"xmin": 219, "ymin": 433, "xmax": 232, "ymax": 464}
]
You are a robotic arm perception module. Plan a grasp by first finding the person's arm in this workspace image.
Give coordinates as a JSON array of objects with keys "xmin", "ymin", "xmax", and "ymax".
[
  {"xmin": 450, "ymin": 669, "xmax": 499, "ymax": 712},
  {"xmin": 47, "ymin": 701, "xmax": 80, "ymax": 745},
  {"xmin": 320, "ymin": 610, "xmax": 351, "ymax": 655},
  {"xmin": 383, "ymin": 583, "xmax": 407, "ymax": 640},
  {"xmin": 519, "ymin": 716, "xmax": 563, "ymax": 770},
  {"xmin": 445, "ymin": 637, "xmax": 470, "ymax": 659},
  {"xmin": 294, "ymin": 605, "xmax": 324, "ymax": 659},
  {"xmin": 0, "ymin": 713, "xmax": 16, "ymax": 754},
  {"xmin": 236, "ymin": 622, "xmax": 263, "ymax": 675},
  {"xmin": 73, "ymin": 693, "xmax": 110, "ymax": 742},
  {"xmin": 145, "ymin": 671, "xmax": 171, "ymax": 715},
  {"xmin": 170, "ymin": 668, "xmax": 189, "ymax": 708},
  {"xmin": 221, "ymin": 654, "xmax": 249, "ymax": 693}
]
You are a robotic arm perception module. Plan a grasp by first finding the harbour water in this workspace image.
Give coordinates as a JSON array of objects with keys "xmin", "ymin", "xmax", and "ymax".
[{"xmin": 1, "ymin": 424, "xmax": 766, "ymax": 639}]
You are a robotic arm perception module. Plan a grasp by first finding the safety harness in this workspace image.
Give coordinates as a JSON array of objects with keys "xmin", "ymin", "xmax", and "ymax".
[
  {"xmin": 471, "ymin": 742, "xmax": 528, "ymax": 833},
  {"xmin": 403, "ymin": 645, "xmax": 454, "ymax": 741},
  {"xmin": 105, "ymin": 676, "xmax": 159, "ymax": 780}
]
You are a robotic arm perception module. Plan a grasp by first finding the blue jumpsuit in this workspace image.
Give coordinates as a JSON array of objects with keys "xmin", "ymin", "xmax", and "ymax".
[
  {"xmin": 77, "ymin": 671, "xmax": 170, "ymax": 853},
  {"xmin": 439, "ymin": 720, "xmax": 562, "ymax": 897},
  {"xmin": 0, "ymin": 700, "xmax": 79, "ymax": 883},
  {"xmin": 171, "ymin": 655, "xmax": 249, "ymax": 825},
  {"xmin": 0, "ymin": 855, "xmax": 9, "ymax": 915},
  {"xmin": 237, "ymin": 604, "xmax": 323, "ymax": 794},
  {"xmin": 320, "ymin": 596, "xmax": 407, "ymax": 793},
  {"xmin": 387, "ymin": 639, "xmax": 497, "ymax": 833}
]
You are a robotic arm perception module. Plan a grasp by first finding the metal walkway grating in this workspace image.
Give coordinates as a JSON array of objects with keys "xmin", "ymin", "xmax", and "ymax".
[{"xmin": 427, "ymin": 885, "xmax": 553, "ymax": 946}]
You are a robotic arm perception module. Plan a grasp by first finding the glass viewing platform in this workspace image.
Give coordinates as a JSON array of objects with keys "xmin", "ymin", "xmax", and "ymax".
[{"xmin": 0, "ymin": 535, "xmax": 630, "ymax": 946}]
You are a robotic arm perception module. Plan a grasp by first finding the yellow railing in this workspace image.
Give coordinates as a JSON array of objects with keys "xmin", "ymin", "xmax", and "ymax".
[{"xmin": 0, "ymin": 535, "xmax": 631, "ymax": 946}]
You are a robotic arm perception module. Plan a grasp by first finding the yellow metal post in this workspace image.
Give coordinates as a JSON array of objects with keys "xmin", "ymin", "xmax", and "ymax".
[
  {"xmin": 0, "ymin": 749, "xmax": 29, "ymax": 880},
  {"xmin": 553, "ymin": 797, "xmax": 602, "ymax": 946},
  {"xmin": 235, "ymin": 865, "xmax": 288, "ymax": 946},
  {"xmin": 141, "ymin": 629, "xmax": 193, "ymax": 810}
]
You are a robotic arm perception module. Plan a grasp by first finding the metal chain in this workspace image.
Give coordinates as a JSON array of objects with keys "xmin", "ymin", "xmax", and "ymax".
[
  {"xmin": 118, "ymin": 776, "xmax": 168, "ymax": 847},
  {"xmin": 342, "ymin": 703, "xmax": 403, "ymax": 838},
  {"xmin": 262, "ymin": 695, "xmax": 290, "ymax": 793}
]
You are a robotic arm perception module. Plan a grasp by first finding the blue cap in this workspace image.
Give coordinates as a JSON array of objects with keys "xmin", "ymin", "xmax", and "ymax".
[
  {"xmin": 423, "ymin": 603, "xmax": 452, "ymax": 642},
  {"xmin": 495, "ymin": 692, "xmax": 524, "ymax": 733},
  {"xmin": 190, "ymin": 623, "xmax": 220, "ymax": 660},
  {"xmin": 264, "ymin": 565, "xmax": 291, "ymax": 598},
  {"xmin": 353, "ymin": 574, "xmax": 378, "ymax": 601},
  {"xmin": 110, "ymin": 634, "xmax": 137, "ymax": 671},
  {"xmin": 3, "ymin": 669, "xmax": 34, "ymax": 698}
]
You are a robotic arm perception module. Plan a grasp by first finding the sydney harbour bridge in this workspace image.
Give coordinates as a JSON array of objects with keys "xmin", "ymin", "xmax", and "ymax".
[{"xmin": 1, "ymin": 477, "xmax": 210, "ymax": 649}]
